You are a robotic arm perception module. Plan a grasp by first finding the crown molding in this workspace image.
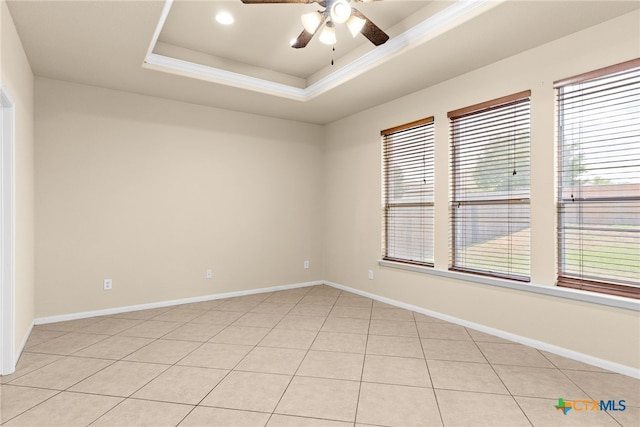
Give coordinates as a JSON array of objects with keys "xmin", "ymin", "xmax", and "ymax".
[{"xmin": 142, "ymin": 0, "xmax": 499, "ymax": 101}]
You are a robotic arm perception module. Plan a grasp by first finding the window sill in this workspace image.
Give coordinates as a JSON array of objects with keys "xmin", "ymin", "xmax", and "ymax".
[{"xmin": 378, "ymin": 260, "xmax": 640, "ymax": 312}]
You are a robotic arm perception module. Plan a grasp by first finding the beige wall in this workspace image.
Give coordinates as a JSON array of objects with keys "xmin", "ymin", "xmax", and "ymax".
[
  {"xmin": 1, "ymin": 0, "xmax": 35, "ymax": 355},
  {"xmin": 35, "ymin": 78, "xmax": 324, "ymax": 317},
  {"xmin": 25, "ymin": 6, "xmax": 640, "ymax": 373},
  {"xmin": 323, "ymin": 11, "xmax": 640, "ymax": 369}
]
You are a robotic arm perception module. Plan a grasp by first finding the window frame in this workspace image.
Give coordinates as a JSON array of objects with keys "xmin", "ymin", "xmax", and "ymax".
[
  {"xmin": 381, "ymin": 116, "xmax": 435, "ymax": 267},
  {"xmin": 448, "ymin": 90, "xmax": 532, "ymax": 282},
  {"xmin": 554, "ymin": 58, "xmax": 640, "ymax": 300}
]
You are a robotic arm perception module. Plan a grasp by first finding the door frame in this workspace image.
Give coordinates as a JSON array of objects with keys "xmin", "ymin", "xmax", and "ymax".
[{"xmin": 1, "ymin": 84, "xmax": 16, "ymax": 375}]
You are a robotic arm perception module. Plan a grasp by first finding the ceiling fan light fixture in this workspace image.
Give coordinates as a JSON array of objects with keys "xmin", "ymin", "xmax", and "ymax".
[
  {"xmin": 330, "ymin": 0, "xmax": 351, "ymax": 24},
  {"xmin": 346, "ymin": 15, "xmax": 366, "ymax": 37},
  {"xmin": 301, "ymin": 11, "xmax": 322, "ymax": 34},
  {"xmin": 319, "ymin": 21, "xmax": 337, "ymax": 45}
]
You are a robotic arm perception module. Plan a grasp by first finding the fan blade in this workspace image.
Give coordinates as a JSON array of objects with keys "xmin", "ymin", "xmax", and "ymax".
[
  {"xmin": 352, "ymin": 9, "xmax": 389, "ymax": 46},
  {"xmin": 291, "ymin": 12, "xmax": 327, "ymax": 48},
  {"xmin": 291, "ymin": 29, "xmax": 314, "ymax": 49},
  {"xmin": 241, "ymin": 0, "xmax": 317, "ymax": 3}
]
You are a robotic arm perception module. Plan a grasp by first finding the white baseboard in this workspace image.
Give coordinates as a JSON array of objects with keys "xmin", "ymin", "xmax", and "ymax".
[
  {"xmin": 325, "ymin": 281, "xmax": 640, "ymax": 379},
  {"xmin": 34, "ymin": 280, "xmax": 323, "ymax": 325},
  {"xmin": 29, "ymin": 278, "xmax": 638, "ymax": 379}
]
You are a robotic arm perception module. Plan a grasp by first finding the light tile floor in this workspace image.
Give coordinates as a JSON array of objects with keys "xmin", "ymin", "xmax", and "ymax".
[{"xmin": 1, "ymin": 284, "xmax": 638, "ymax": 426}]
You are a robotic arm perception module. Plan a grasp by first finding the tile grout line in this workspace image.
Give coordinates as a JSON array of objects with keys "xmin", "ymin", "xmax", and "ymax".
[
  {"xmin": 5, "ymin": 285, "xmax": 638, "ymax": 426},
  {"xmin": 173, "ymin": 291, "xmax": 287, "ymax": 426},
  {"xmin": 81, "ymin": 295, "xmax": 268, "ymax": 426},
  {"xmin": 352, "ymin": 297, "xmax": 373, "ymax": 427},
  {"xmin": 472, "ymin": 329, "xmax": 537, "ymax": 426},
  {"xmin": 177, "ymin": 287, "xmax": 315, "ymax": 425},
  {"xmin": 72, "ymin": 310, "xmax": 208, "ymax": 426},
  {"xmin": 0, "ymin": 387, "xmax": 65, "ymax": 425},
  {"xmin": 3, "ymin": 317, "xmax": 169, "ymax": 426},
  {"xmin": 83, "ymin": 302, "xmax": 236, "ymax": 426},
  {"xmin": 538, "ymin": 349, "xmax": 627, "ymax": 427},
  {"xmin": 220, "ymin": 289, "xmax": 311, "ymax": 426},
  {"xmin": 264, "ymin": 286, "xmax": 348, "ymax": 426},
  {"xmin": 414, "ymin": 310, "xmax": 445, "ymax": 427}
]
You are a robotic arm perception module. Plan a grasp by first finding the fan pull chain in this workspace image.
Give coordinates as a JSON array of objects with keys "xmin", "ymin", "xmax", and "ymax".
[{"xmin": 331, "ymin": 45, "xmax": 335, "ymax": 66}]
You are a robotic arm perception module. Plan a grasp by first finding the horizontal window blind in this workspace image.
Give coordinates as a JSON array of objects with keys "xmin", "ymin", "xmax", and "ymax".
[
  {"xmin": 382, "ymin": 117, "xmax": 434, "ymax": 266},
  {"xmin": 449, "ymin": 91, "xmax": 531, "ymax": 281},
  {"xmin": 555, "ymin": 58, "xmax": 640, "ymax": 299}
]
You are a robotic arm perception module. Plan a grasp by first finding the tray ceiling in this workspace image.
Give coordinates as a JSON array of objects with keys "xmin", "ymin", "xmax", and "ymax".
[{"xmin": 6, "ymin": 0, "xmax": 639, "ymax": 124}]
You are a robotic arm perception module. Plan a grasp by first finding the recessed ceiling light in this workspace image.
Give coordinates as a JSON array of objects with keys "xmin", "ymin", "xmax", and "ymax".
[{"xmin": 215, "ymin": 12, "xmax": 234, "ymax": 25}]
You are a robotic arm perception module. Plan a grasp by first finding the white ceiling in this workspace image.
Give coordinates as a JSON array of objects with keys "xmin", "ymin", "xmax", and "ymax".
[
  {"xmin": 158, "ymin": 0, "xmax": 429, "ymax": 81},
  {"xmin": 6, "ymin": 0, "xmax": 640, "ymax": 124}
]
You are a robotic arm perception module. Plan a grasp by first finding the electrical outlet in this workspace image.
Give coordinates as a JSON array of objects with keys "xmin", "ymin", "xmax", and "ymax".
[
  {"xmin": 368, "ymin": 270, "xmax": 374, "ymax": 280},
  {"xmin": 103, "ymin": 279, "xmax": 112, "ymax": 290},
  {"xmin": 206, "ymin": 269, "xmax": 213, "ymax": 279},
  {"xmin": 304, "ymin": 260, "xmax": 309, "ymax": 269}
]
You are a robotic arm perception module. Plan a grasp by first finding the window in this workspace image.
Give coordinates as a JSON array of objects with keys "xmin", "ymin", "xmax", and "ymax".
[
  {"xmin": 555, "ymin": 58, "xmax": 640, "ymax": 299},
  {"xmin": 449, "ymin": 91, "xmax": 531, "ymax": 281},
  {"xmin": 382, "ymin": 117, "xmax": 434, "ymax": 266}
]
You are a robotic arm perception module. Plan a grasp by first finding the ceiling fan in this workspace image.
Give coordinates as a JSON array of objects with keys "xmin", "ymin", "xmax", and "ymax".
[{"xmin": 240, "ymin": 0, "xmax": 390, "ymax": 49}]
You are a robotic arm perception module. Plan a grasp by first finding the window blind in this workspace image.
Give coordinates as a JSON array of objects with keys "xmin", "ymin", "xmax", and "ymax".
[
  {"xmin": 382, "ymin": 117, "xmax": 434, "ymax": 266},
  {"xmin": 449, "ymin": 91, "xmax": 531, "ymax": 281},
  {"xmin": 555, "ymin": 58, "xmax": 640, "ymax": 299}
]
